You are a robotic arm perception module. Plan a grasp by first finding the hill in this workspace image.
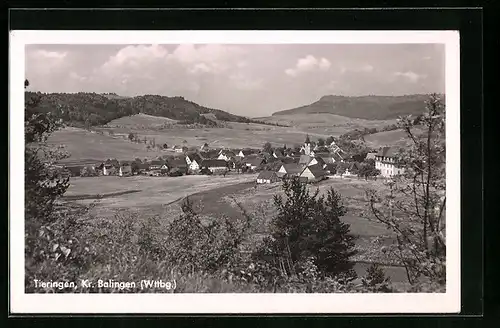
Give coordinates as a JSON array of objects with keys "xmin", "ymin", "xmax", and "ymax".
[
  {"xmin": 272, "ymin": 94, "xmax": 443, "ymax": 120},
  {"xmin": 26, "ymin": 92, "xmax": 255, "ymax": 129}
]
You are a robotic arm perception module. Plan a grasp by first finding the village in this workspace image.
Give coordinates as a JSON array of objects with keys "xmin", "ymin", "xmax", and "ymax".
[{"xmin": 58, "ymin": 134, "xmax": 404, "ymax": 185}]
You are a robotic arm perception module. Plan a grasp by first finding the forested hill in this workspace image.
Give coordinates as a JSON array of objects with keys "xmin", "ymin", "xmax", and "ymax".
[
  {"xmin": 26, "ymin": 92, "xmax": 255, "ymax": 128},
  {"xmin": 272, "ymin": 94, "xmax": 445, "ymax": 120}
]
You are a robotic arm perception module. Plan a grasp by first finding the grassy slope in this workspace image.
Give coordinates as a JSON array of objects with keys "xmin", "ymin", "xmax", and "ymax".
[
  {"xmin": 47, "ymin": 127, "xmax": 155, "ymax": 162},
  {"xmin": 273, "ymin": 94, "xmax": 434, "ymax": 120}
]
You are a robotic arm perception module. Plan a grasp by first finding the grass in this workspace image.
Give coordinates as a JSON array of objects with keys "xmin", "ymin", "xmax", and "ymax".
[
  {"xmin": 47, "ymin": 127, "xmax": 155, "ymax": 161},
  {"xmin": 364, "ymin": 127, "xmax": 425, "ymax": 148},
  {"xmin": 63, "ymin": 174, "xmax": 258, "ymax": 218}
]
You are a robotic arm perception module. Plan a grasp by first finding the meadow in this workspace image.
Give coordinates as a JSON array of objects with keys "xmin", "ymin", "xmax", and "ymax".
[{"xmin": 64, "ymin": 173, "xmax": 407, "ymax": 283}]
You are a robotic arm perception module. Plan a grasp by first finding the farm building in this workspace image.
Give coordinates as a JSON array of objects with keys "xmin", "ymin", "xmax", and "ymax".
[
  {"xmin": 365, "ymin": 152, "xmax": 377, "ymax": 161},
  {"xmin": 168, "ymin": 159, "xmax": 188, "ymax": 174},
  {"xmin": 200, "ymin": 150, "xmax": 218, "ymax": 159},
  {"xmin": 375, "ymin": 147, "xmax": 405, "ymax": 178},
  {"xmin": 245, "ymin": 157, "xmax": 265, "ymax": 170},
  {"xmin": 186, "ymin": 153, "xmax": 203, "ymax": 172},
  {"xmin": 278, "ymin": 163, "xmax": 304, "ymax": 178},
  {"xmin": 64, "ymin": 165, "xmax": 83, "ymax": 177},
  {"xmin": 324, "ymin": 163, "xmax": 338, "ymax": 175},
  {"xmin": 218, "ymin": 150, "xmax": 236, "ymax": 161},
  {"xmin": 200, "ymin": 159, "xmax": 228, "ymax": 174},
  {"xmin": 148, "ymin": 160, "xmax": 165, "ymax": 171},
  {"xmin": 119, "ymin": 162, "xmax": 132, "ymax": 177},
  {"xmin": 300, "ymin": 164, "xmax": 328, "ymax": 183},
  {"xmin": 299, "ymin": 155, "xmax": 313, "ymax": 167},
  {"xmin": 273, "ymin": 149, "xmax": 284, "ymax": 158},
  {"xmin": 345, "ymin": 162, "xmax": 362, "ymax": 176},
  {"xmin": 237, "ymin": 149, "xmax": 254, "ymax": 158},
  {"xmin": 256, "ymin": 171, "xmax": 281, "ymax": 184}
]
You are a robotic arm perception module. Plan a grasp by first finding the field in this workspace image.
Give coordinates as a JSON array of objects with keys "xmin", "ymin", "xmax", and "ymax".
[
  {"xmin": 364, "ymin": 126, "xmax": 425, "ymax": 148},
  {"xmin": 47, "ymin": 127, "xmax": 156, "ymax": 162},
  {"xmin": 64, "ymin": 173, "xmax": 408, "ymax": 283}
]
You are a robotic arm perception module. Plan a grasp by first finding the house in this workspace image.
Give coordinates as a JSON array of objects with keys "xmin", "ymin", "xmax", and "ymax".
[
  {"xmin": 300, "ymin": 164, "xmax": 328, "ymax": 183},
  {"xmin": 65, "ymin": 165, "xmax": 83, "ymax": 177},
  {"xmin": 148, "ymin": 160, "xmax": 165, "ymax": 171},
  {"xmin": 375, "ymin": 147, "xmax": 405, "ymax": 178},
  {"xmin": 168, "ymin": 159, "xmax": 188, "ymax": 174},
  {"xmin": 328, "ymin": 140, "xmax": 344, "ymax": 154},
  {"xmin": 278, "ymin": 163, "xmax": 304, "ymax": 178},
  {"xmin": 345, "ymin": 162, "xmax": 362, "ymax": 176},
  {"xmin": 299, "ymin": 155, "xmax": 312, "ymax": 167},
  {"xmin": 324, "ymin": 163, "xmax": 338, "ymax": 175},
  {"xmin": 172, "ymin": 145, "xmax": 184, "ymax": 153},
  {"xmin": 256, "ymin": 171, "xmax": 280, "ymax": 184},
  {"xmin": 200, "ymin": 159, "xmax": 228, "ymax": 174},
  {"xmin": 185, "ymin": 153, "xmax": 203, "ymax": 172},
  {"xmin": 200, "ymin": 150, "xmax": 218, "ymax": 159},
  {"xmin": 218, "ymin": 150, "xmax": 236, "ymax": 161},
  {"xmin": 119, "ymin": 162, "xmax": 132, "ymax": 177},
  {"xmin": 245, "ymin": 157, "xmax": 265, "ymax": 170},
  {"xmin": 365, "ymin": 152, "xmax": 377, "ymax": 161},
  {"xmin": 237, "ymin": 149, "xmax": 253, "ymax": 158},
  {"xmin": 273, "ymin": 149, "xmax": 284, "ymax": 158}
]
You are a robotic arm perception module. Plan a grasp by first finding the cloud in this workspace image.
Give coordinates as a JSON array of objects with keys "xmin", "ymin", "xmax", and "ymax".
[
  {"xmin": 35, "ymin": 49, "xmax": 68, "ymax": 59},
  {"xmin": 229, "ymin": 73, "xmax": 263, "ymax": 91},
  {"xmin": 285, "ymin": 55, "xmax": 331, "ymax": 77},
  {"xmin": 393, "ymin": 71, "xmax": 427, "ymax": 83},
  {"xmin": 340, "ymin": 63, "xmax": 374, "ymax": 73}
]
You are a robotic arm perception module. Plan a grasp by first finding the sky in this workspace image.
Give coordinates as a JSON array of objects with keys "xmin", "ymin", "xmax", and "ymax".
[{"xmin": 25, "ymin": 44, "xmax": 445, "ymax": 117}]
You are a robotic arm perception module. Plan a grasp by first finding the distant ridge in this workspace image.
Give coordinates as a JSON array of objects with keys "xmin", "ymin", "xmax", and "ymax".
[{"xmin": 272, "ymin": 94, "xmax": 445, "ymax": 120}]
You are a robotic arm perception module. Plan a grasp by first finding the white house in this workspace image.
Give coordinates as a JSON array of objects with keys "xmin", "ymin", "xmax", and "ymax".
[
  {"xmin": 375, "ymin": 147, "xmax": 405, "ymax": 178},
  {"xmin": 299, "ymin": 164, "xmax": 327, "ymax": 183}
]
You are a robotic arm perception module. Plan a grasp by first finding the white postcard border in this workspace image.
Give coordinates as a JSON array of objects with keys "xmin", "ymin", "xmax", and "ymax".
[{"xmin": 9, "ymin": 30, "xmax": 460, "ymax": 314}]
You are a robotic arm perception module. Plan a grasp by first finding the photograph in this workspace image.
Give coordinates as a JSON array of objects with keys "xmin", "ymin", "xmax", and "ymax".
[{"xmin": 10, "ymin": 30, "xmax": 460, "ymax": 313}]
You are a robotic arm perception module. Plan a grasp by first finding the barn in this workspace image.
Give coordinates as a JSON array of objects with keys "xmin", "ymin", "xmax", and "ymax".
[{"xmin": 256, "ymin": 171, "xmax": 280, "ymax": 184}]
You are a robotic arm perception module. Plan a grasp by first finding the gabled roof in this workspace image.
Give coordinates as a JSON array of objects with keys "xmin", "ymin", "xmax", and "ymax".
[
  {"xmin": 303, "ymin": 163, "xmax": 327, "ymax": 178},
  {"xmin": 219, "ymin": 151, "xmax": 236, "ymax": 157},
  {"xmin": 281, "ymin": 163, "xmax": 304, "ymax": 175},
  {"xmin": 324, "ymin": 163, "xmax": 337, "ymax": 173},
  {"xmin": 200, "ymin": 150, "xmax": 218, "ymax": 159},
  {"xmin": 366, "ymin": 152, "xmax": 377, "ymax": 160},
  {"xmin": 257, "ymin": 171, "xmax": 278, "ymax": 180},
  {"xmin": 299, "ymin": 155, "xmax": 313, "ymax": 165},
  {"xmin": 313, "ymin": 156, "xmax": 326, "ymax": 167},
  {"xmin": 332, "ymin": 152, "xmax": 344, "ymax": 161},
  {"xmin": 138, "ymin": 163, "xmax": 150, "ymax": 170},
  {"xmin": 248, "ymin": 157, "xmax": 265, "ymax": 167},
  {"xmin": 376, "ymin": 146, "xmax": 399, "ymax": 158},
  {"xmin": 239, "ymin": 149, "xmax": 253, "ymax": 156},
  {"xmin": 186, "ymin": 153, "xmax": 202, "ymax": 163},
  {"xmin": 150, "ymin": 160, "xmax": 165, "ymax": 166},
  {"xmin": 169, "ymin": 159, "xmax": 187, "ymax": 168},
  {"xmin": 200, "ymin": 159, "xmax": 227, "ymax": 168},
  {"xmin": 273, "ymin": 150, "xmax": 283, "ymax": 157}
]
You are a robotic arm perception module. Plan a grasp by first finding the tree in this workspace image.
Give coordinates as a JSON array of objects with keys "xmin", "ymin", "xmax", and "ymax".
[
  {"xmin": 263, "ymin": 142, "xmax": 273, "ymax": 154},
  {"xmin": 365, "ymin": 94, "xmax": 446, "ymax": 286},
  {"xmin": 24, "ymin": 80, "xmax": 71, "ymax": 280},
  {"xmin": 358, "ymin": 161, "xmax": 380, "ymax": 180},
  {"xmin": 326, "ymin": 136, "xmax": 335, "ymax": 145},
  {"xmin": 317, "ymin": 138, "xmax": 325, "ymax": 147},
  {"xmin": 128, "ymin": 133, "xmax": 134, "ymax": 141},
  {"xmin": 253, "ymin": 178, "xmax": 357, "ymax": 279},
  {"xmin": 163, "ymin": 143, "xmax": 168, "ymax": 149}
]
